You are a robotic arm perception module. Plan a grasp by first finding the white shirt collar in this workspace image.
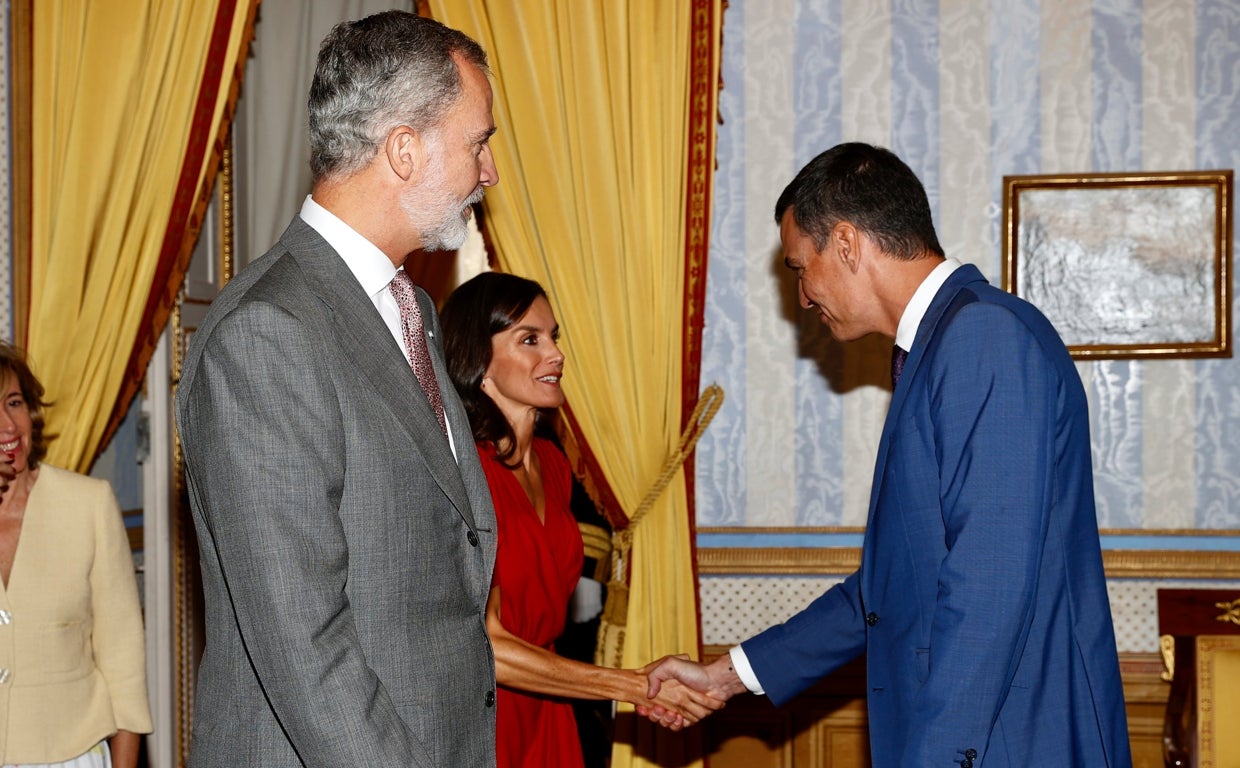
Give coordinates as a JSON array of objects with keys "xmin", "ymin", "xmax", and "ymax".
[
  {"xmin": 895, "ymin": 258, "xmax": 963, "ymax": 352},
  {"xmin": 298, "ymin": 195, "xmax": 398, "ymax": 300}
]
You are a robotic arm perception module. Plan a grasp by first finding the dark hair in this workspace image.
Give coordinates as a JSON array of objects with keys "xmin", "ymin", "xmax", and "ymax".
[
  {"xmin": 774, "ymin": 142, "xmax": 944, "ymax": 260},
  {"xmin": 440, "ymin": 272, "xmax": 549, "ymax": 466},
  {"xmin": 308, "ymin": 11, "xmax": 489, "ymax": 182},
  {"xmin": 0, "ymin": 341, "xmax": 52, "ymax": 468}
]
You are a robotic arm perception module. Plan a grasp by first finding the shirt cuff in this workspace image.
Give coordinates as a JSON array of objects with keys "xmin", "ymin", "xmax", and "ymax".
[{"xmin": 728, "ymin": 645, "xmax": 765, "ymax": 695}]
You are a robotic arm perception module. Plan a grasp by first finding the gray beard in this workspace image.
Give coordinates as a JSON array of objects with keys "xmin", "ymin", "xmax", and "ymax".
[{"xmin": 421, "ymin": 187, "xmax": 485, "ymax": 252}]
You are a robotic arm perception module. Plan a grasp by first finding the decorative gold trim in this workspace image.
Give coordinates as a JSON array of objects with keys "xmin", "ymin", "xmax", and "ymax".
[
  {"xmin": 1215, "ymin": 599, "xmax": 1240, "ymax": 627},
  {"xmin": 1160, "ymin": 634, "xmax": 1175, "ymax": 682},
  {"xmin": 697, "ymin": 547, "xmax": 1240, "ymax": 578},
  {"xmin": 219, "ymin": 141, "xmax": 235, "ymax": 284},
  {"xmin": 1101, "ymin": 528, "xmax": 1240, "ymax": 537},
  {"xmin": 1196, "ymin": 635, "xmax": 1240, "ymax": 766},
  {"xmin": 11, "ymin": 1, "xmax": 32, "ymax": 348},
  {"xmin": 697, "ymin": 548, "xmax": 859, "ymax": 574},
  {"xmin": 169, "ymin": 295, "xmax": 194, "ymax": 768},
  {"xmin": 699, "ymin": 526, "xmax": 864, "ymax": 534},
  {"xmin": 700, "ymin": 526, "xmax": 1240, "ymax": 537},
  {"xmin": 1103, "ymin": 550, "xmax": 1240, "ymax": 578}
]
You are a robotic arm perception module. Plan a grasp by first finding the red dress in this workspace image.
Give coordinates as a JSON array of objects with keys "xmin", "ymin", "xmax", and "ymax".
[{"xmin": 478, "ymin": 438, "xmax": 586, "ymax": 768}]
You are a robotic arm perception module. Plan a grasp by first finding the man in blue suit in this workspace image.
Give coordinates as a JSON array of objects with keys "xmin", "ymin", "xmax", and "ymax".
[{"xmin": 646, "ymin": 143, "xmax": 1131, "ymax": 766}]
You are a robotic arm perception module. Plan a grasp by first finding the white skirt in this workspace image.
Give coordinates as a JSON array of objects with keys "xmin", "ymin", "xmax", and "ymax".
[{"xmin": 4, "ymin": 742, "xmax": 111, "ymax": 768}]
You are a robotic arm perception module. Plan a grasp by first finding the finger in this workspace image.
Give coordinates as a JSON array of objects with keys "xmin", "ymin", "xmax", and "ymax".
[
  {"xmin": 691, "ymin": 690, "xmax": 726, "ymax": 711},
  {"xmin": 660, "ymin": 710, "xmax": 685, "ymax": 730},
  {"xmin": 646, "ymin": 671, "xmax": 664, "ymax": 699}
]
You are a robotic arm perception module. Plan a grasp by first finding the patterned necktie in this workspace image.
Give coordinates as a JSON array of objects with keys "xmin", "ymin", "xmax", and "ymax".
[
  {"xmin": 389, "ymin": 270, "xmax": 448, "ymax": 436},
  {"xmin": 891, "ymin": 345, "xmax": 909, "ymax": 389}
]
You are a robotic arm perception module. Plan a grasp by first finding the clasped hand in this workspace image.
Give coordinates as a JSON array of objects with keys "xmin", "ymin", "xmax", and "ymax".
[
  {"xmin": 637, "ymin": 654, "xmax": 749, "ymax": 729},
  {"xmin": 635, "ymin": 654, "xmax": 731, "ymax": 730}
]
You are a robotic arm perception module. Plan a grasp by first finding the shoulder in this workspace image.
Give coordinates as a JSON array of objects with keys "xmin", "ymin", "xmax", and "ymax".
[
  {"xmin": 181, "ymin": 254, "xmax": 312, "ymax": 386},
  {"xmin": 931, "ymin": 267, "xmax": 1058, "ymax": 340},
  {"xmin": 219, "ymin": 253, "xmax": 319, "ymax": 320},
  {"xmin": 196, "ymin": 220, "xmax": 338, "ymax": 340},
  {"xmin": 28, "ymin": 466, "xmax": 122, "ymax": 536},
  {"xmin": 187, "ymin": 252, "xmax": 333, "ymax": 371},
  {"xmin": 34, "ymin": 464, "xmax": 117, "ymax": 504},
  {"xmin": 935, "ymin": 286, "xmax": 1071, "ymax": 365}
]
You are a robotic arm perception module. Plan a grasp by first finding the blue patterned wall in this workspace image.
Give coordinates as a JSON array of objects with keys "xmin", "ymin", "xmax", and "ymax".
[{"xmin": 697, "ymin": 0, "xmax": 1240, "ymax": 538}]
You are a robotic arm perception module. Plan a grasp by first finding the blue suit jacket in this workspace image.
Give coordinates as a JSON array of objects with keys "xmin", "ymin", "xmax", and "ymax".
[{"xmin": 742, "ymin": 265, "xmax": 1131, "ymax": 767}]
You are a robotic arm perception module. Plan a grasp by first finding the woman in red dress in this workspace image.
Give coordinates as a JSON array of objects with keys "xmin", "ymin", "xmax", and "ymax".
[{"xmin": 441, "ymin": 273, "xmax": 719, "ymax": 767}]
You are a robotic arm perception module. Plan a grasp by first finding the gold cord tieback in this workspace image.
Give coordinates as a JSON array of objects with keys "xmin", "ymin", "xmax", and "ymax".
[{"xmin": 596, "ymin": 384, "xmax": 724, "ymax": 667}]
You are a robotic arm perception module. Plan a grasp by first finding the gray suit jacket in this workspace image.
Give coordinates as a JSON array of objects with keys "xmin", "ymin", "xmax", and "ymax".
[{"xmin": 175, "ymin": 216, "xmax": 498, "ymax": 767}]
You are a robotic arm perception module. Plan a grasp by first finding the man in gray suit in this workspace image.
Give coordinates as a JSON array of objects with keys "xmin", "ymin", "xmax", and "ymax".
[{"xmin": 175, "ymin": 12, "xmax": 500, "ymax": 767}]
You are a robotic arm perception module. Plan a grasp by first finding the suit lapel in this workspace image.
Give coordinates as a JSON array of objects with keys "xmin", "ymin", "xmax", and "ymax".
[
  {"xmin": 284, "ymin": 221, "xmax": 479, "ymax": 532},
  {"xmin": 423, "ymin": 296, "xmax": 496, "ymax": 534},
  {"xmin": 862, "ymin": 265, "xmax": 988, "ymax": 562}
]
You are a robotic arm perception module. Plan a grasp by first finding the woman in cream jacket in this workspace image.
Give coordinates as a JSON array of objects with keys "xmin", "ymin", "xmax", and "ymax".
[{"xmin": 0, "ymin": 342, "xmax": 151, "ymax": 768}]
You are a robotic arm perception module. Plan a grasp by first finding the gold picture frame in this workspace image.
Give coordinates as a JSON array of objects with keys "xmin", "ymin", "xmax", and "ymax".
[
  {"xmin": 1002, "ymin": 170, "xmax": 1233, "ymax": 359},
  {"xmin": 1196, "ymin": 634, "xmax": 1240, "ymax": 768}
]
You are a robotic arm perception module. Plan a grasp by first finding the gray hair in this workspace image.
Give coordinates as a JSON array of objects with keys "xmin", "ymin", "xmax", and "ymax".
[{"xmin": 308, "ymin": 11, "xmax": 488, "ymax": 182}]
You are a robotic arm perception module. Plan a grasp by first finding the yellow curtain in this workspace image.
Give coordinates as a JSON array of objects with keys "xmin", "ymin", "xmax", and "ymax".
[
  {"xmin": 28, "ymin": 0, "xmax": 256, "ymax": 472},
  {"xmin": 428, "ymin": 3, "xmax": 719, "ymax": 766}
]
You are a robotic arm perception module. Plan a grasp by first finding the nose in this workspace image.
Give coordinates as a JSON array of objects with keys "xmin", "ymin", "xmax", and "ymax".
[
  {"xmin": 548, "ymin": 339, "xmax": 565, "ymax": 368},
  {"xmin": 480, "ymin": 145, "xmax": 499, "ymax": 187},
  {"xmin": 797, "ymin": 280, "xmax": 814, "ymax": 309}
]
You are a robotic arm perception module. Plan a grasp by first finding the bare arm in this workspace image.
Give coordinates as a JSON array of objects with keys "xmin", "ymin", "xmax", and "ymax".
[
  {"xmin": 486, "ymin": 587, "xmax": 723, "ymax": 727},
  {"xmin": 109, "ymin": 730, "xmax": 141, "ymax": 768}
]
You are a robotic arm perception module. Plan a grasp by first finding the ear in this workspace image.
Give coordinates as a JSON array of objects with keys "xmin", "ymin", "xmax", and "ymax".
[
  {"xmin": 385, "ymin": 125, "xmax": 424, "ymax": 182},
  {"xmin": 833, "ymin": 222, "xmax": 863, "ymax": 274}
]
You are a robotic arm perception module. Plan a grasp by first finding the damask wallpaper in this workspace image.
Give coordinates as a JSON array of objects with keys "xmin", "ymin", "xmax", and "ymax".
[{"xmin": 696, "ymin": 0, "xmax": 1240, "ymax": 535}]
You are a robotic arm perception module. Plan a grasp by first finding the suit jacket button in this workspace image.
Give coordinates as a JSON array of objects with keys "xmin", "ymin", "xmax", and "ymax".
[
  {"xmin": 960, "ymin": 760, "xmax": 972, "ymax": 768},
  {"xmin": 865, "ymin": 612, "xmax": 879, "ymax": 626},
  {"xmin": 467, "ymin": 530, "xmax": 479, "ymax": 547},
  {"xmin": 965, "ymin": 749, "xmax": 977, "ymax": 759},
  {"xmin": 485, "ymin": 690, "xmax": 495, "ymax": 707}
]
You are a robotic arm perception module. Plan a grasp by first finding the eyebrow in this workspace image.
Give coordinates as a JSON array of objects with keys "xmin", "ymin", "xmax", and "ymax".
[
  {"xmin": 511, "ymin": 323, "xmax": 558, "ymax": 334},
  {"xmin": 472, "ymin": 126, "xmax": 497, "ymax": 144}
]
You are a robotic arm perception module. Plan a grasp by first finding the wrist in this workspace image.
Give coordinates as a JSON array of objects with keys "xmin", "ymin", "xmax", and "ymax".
[{"xmin": 708, "ymin": 654, "xmax": 748, "ymax": 698}]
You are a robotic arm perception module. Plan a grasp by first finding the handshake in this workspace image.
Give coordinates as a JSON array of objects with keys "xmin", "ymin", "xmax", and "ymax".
[{"xmin": 635, "ymin": 653, "xmax": 750, "ymax": 731}]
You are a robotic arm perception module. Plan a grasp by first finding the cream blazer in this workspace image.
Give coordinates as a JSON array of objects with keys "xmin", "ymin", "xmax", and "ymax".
[{"xmin": 0, "ymin": 464, "xmax": 152, "ymax": 763}]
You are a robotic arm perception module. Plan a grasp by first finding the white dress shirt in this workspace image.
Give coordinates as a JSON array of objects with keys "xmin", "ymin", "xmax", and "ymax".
[
  {"xmin": 894, "ymin": 257, "xmax": 962, "ymax": 353},
  {"xmin": 298, "ymin": 195, "xmax": 457, "ymax": 459}
]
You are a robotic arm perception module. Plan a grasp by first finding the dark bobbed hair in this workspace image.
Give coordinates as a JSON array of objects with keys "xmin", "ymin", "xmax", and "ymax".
[
  {"xmin": 0, "ymin": 340, "xmax": 52, "ymax": 468},
  {"xmin": 440, "ymin": 272, "xmax": 550, "ymax": 466},
  {"xmin": 308, "ymin": 11, "xmax": 489, "ymax": 182},
  {"xmin": 774, "ymin": 142, "xmax": 945, "ymax": 261}
]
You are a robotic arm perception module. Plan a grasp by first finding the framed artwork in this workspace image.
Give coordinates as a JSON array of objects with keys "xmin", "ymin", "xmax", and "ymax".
[{"xmin": 1002, "ymin": 170, "xmax": 1233, "ymax": 359}]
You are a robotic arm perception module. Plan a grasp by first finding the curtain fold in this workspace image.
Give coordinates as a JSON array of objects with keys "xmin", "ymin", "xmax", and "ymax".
[
  {"xmin": 28, "ymin": 0, "xmax": 258, "ymax": 472},
  {"xmin": 428, "ymin": 3, "xmax": 721, "ymax": 767}
]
